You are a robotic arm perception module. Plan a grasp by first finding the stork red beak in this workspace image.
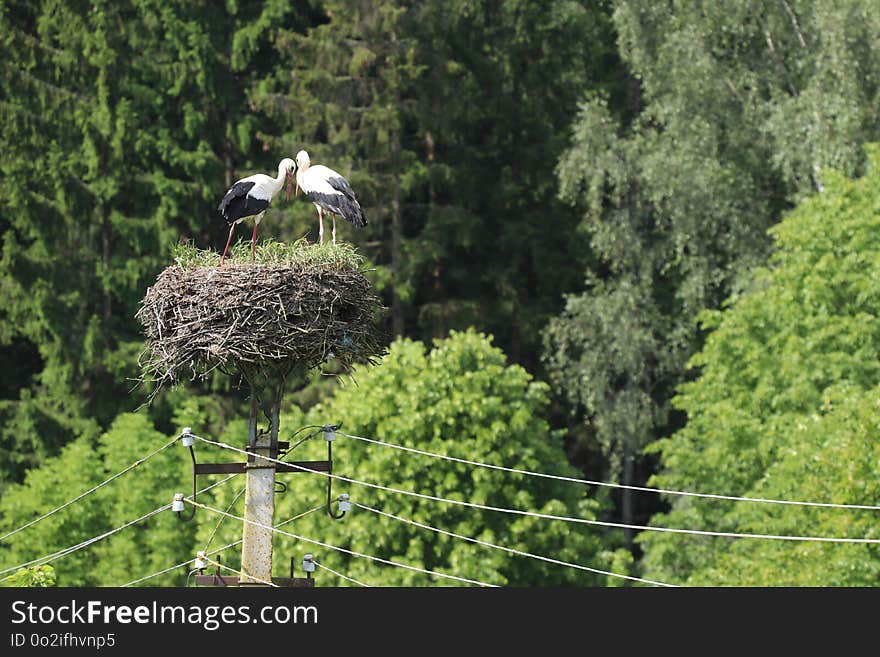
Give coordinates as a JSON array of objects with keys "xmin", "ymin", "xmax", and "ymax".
[{"xmin": 286, "ymin": 173, "xmax": 293, "ymax": 202}]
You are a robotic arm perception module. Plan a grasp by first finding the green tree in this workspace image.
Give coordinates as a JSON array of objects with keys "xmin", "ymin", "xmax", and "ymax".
[
  {"xmin": 2, "ymin": 565, "xmax": 56, "ymax": 587},
  {"xmin": 0, "ymin": 0, "xmax": 312, "ymax": 487},
  {"xmin": 405, "ymin": 1, "xmax": 624, "ymax": 365},
  {"xmin": 0, "ymin": 0, "xmax": 627, "ymax": 495},
  {"xmin": 0, "ymin": 412, "xmax": 197, "ymax": 586},
  {"xmin": 640, "ymin": 145, "xmax": 880, "ymax": 585},
  {"xmin": 544, "ymin": 0, "xmax": 880, "ymax": 540},
  {"xmin": 2, "ymin": 333, "xmax": 626, "ymax": 587}
]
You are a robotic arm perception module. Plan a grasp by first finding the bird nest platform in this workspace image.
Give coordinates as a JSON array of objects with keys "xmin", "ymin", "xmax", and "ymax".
[{"xmin": 136, "ymin": 240, "xmax": 386, "ymax": 394}]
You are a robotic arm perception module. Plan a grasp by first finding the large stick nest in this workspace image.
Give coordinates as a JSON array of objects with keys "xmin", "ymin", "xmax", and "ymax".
[{"xmin": 136, "ymin": 243, "xmax": 386, "ymax": 393}]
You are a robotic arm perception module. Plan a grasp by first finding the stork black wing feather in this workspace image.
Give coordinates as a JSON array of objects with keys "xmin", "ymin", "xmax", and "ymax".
[
  {"xmin": 218, "ymin": 181, "xmax": 263, "ymax": 225},
  {"xmin": 324, "ymin": 176, "xmax": 367, "ymax": 227},
  {"xmin": 326, "ymin": 176, "xmax": 357, "ymax": 201},
  {"xmin": 218, "ymin": 181, "xmax": 254, "ymax": 212},
  {"xmin": 306, "ymin": 190, "xmax": 368, "ymax": 228}
]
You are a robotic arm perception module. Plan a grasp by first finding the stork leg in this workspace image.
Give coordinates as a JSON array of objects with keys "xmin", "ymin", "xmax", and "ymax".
[
  {"xmin": 250, "ymin": 213, "xmax": 262, "ymax": 262},
  {"xmin": 220, "ymin": 223, "xmax": 236, "ymax": 266},
  {"xmin": 318, "ymin": 208, "xmax": 325, "ymax": 245},
  {"xmin": 332, "ymin": 216, "xmax": 337, "ymax": 245}
]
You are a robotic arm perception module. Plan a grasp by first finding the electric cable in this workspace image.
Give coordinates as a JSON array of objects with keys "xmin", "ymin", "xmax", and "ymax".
[
  {"xmin": 313, "ymin": 559, "xmax": 372, "ymax": 587},
  {"xmin": 339, "ymin": 431, "xmax": 880, "ymax": 512},
  {"xmin": 192, "ymin": 434, "xmax": 880, "ymax": 545},
  {"xmin": 355, "ymin": 501, "xmax": 675, "ymax": 587}
]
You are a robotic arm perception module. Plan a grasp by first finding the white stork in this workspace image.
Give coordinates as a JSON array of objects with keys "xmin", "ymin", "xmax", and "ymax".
[
  {"xmin": 217, "ymin": 158, "xmax": 295, "ymax": 265},
  {"xmin": 294, "ymin": 150, "xmax": 367, "ymax": 244}
]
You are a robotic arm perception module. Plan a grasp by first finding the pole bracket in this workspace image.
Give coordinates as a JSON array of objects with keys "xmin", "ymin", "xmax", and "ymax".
[{"xmin": 194, "ymin": 575, "xmax": 315, "ymax": 587}]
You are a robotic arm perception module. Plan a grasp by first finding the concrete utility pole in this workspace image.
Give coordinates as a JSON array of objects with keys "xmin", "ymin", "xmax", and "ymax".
[
  {"xmin": 189, "ymin": 385, "xmax": 329, "ymax": 588},
  {"xmin": 240, "ymin": 397, "xmax": 278, "ymax": 585},
  {"xmin": 240, "ymin": 434, "xmax": 276, "ymax": 584}
]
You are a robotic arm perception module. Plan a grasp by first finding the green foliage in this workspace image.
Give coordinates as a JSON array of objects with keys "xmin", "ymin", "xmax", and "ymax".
[
  {"xmin": 0, "ymin": 0, "xmax": 626, "ymax": 497},
  {"xmin": 545, "ymin": 276, "xmax": 665, "ymax": 466},
  {"xmin": 2, "ymin": 564, "xmax": 56, "ymax": 588},
  {"xmin": 640, "ymin": 145, "xmax": 880, "ymax": 585},
  {"xmin": 544, "ymin": 0, "xmax": 880, "ymax": 520},
  {"xmin": 196, "ymin": 331, "xmax": 617, "ymax": 586},
  {"xmin": 10, "ymin": 0, "xmax": 880, "ymax": 588},
  {"xmin": 0, "ymin": 0, "xmax": 310, "ymax": 485},
  {"xmin": 0, "ymin": 413, "xmax": 196, "ymax": 586},
  {"xmin": 1, "ymin": 333, "xmax": 619, "ymax": 587},
  {"xmin": 401, "ymin": 1, "xmax": 623, "ymax": 356}
]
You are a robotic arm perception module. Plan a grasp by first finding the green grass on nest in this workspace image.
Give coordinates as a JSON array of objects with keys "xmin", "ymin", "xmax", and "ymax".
[{"xmin": 173, "ymin": 238, "xmax": 365, "ymax": 270}]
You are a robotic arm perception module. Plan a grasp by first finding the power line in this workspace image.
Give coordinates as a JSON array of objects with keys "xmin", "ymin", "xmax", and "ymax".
[
  {"xmin": 340, "ymin": 432, "xmax": 880, "ymax": 512},
  {"xmin": 192, "ymin": 434, "xmax": 880, "ymax": 545},
  {"xmin": 314, "ymin": 559, "xmax": 372, "ymax": 587},
  {"xmin": 122, "ymin": 505, "xmax": 323, "ymax": 587},
  {"xmin": 354, "ymin": 502, "xmax": 675, "ymax": 587},
  {"xmin": 189, "ymin": 499, "xmax": 499, "ymax": 587},
  {"xmin": 204, "ymin": 487, "xmax": 246, "ymax": 552},
  {"xmin": 122, "ymin": 556, "xmax": 197, "ymax": 588},
  {"xmin": 0, "ymin": 506, "xmax": 170, "ymax": 581},
  {"xmin": 0, "ymin": 436, "xmax": 181, "ymax": 543},
  {"xmin": 0, "ymin": 474, "xmax": 240, "ymax": 581},
  {"xmin": 284, "ymin": 427, "xmax": 324, "ymax": 456}
]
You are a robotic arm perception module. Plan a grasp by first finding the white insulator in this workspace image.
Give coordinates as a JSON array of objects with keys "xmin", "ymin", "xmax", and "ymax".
[
  {"xmin": 302, "ymin": 554, "xmax": 316, "ymax": 573},
  {"xmin": 171, "ymin": 493, "xmax": 185, "ymax": 513},
  {"xmin": 323, "ymin": 427, "xmax": 336, "ymax": 442},
  {"xmin": 181, "ymin": 434, "xmax": 195, "ymax": 448},
  {"xmin": 338, "ymin": 493, "xmax": 351, "ymax": 512},
  {"xmin": 193, "ymin": 551, "xmax": 207, "ymax": 570}
]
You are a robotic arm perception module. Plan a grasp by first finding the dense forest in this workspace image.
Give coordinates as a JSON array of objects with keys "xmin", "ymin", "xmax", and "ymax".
[{"xmin": 2, "ymin": 0, "xmax": 880, "ymax": 586}]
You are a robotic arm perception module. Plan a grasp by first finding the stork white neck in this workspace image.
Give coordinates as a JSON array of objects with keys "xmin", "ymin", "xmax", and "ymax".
[
  {"xmin": 267, "ymin": 159, "xmax": 289, "ymax": 195},
  {"xmin": 274, "ymin": 160, "xmax": 286, "ymax": 185}
]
